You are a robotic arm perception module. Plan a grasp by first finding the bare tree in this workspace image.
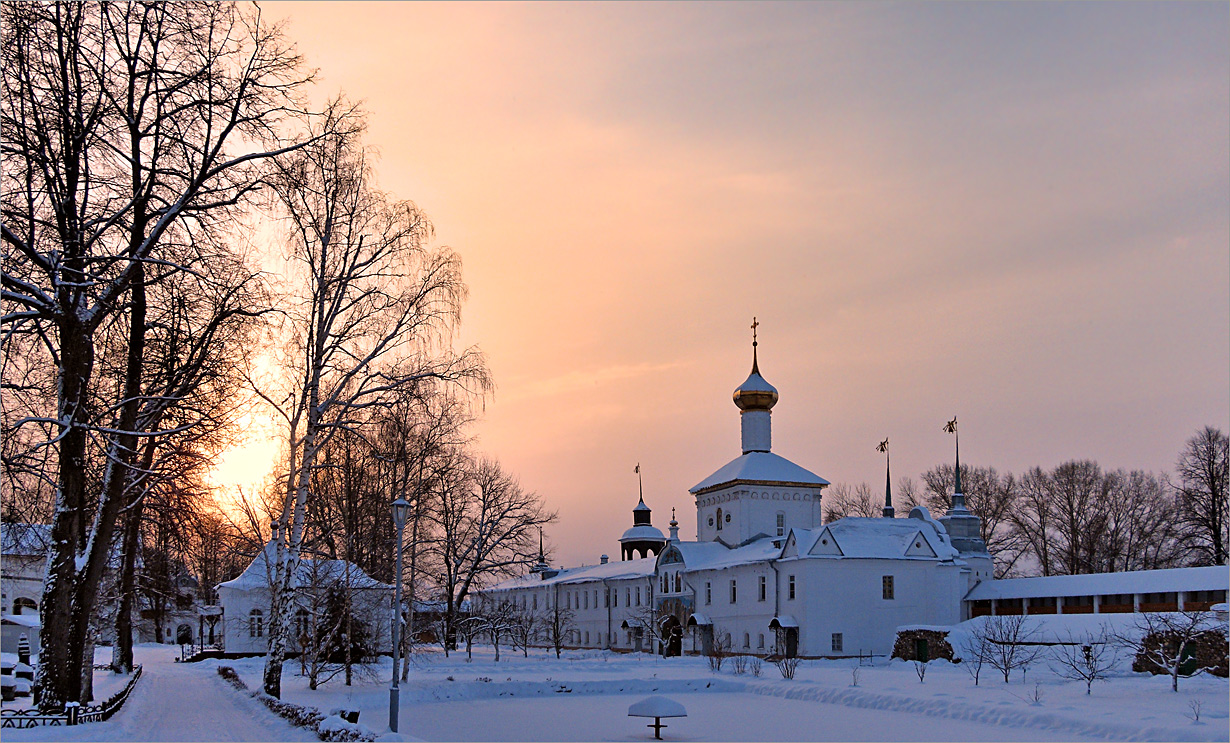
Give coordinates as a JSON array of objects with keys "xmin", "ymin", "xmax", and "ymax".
[
  {"xmin": 958, "ymin": 630, "xmax": 991, "ymax": 686},
  {"xmin": 428, "ymin": 456, "xmax": 553, "ymax": 661},
  {"xmin": 255, "ymin": 117, "xmax": 488, "ymax": 697},
  {"xmin": 706, "ymin": 627, "xmax": 732, "ymax": 672},
  {"xmin": 1172, "ymin": 427, "xmax": 1229, "ymax": 566},
  {"xmin": 507, "ymin": 604, "xmax": 542, "ymax": 658},
  {"xmin": 921, "ymin": 464, "xmax": 1026, "ymax": 577},
  {"xmin": 971, "ymin": 614, "xmax": 1043, "ymax": 683},
  {"xmin": 546, "ymin": 598, "xmax": 576, "ymax": 659},
  {"xmin": 1049, "ymin": 630, "xmax": 1117, "ymax": 695},
  {"xmin": 2, "ymin": 1, "xmax": 315, "ymax": 708},
  {"xmin": 823, "ymin": 482, "xmax": 881, "ymax": 522},
  {"xmin": 1112, "ymin": 610, "xmax": 1224, "ymax": 693}
]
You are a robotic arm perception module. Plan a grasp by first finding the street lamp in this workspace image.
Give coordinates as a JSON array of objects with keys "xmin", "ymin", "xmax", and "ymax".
[{"xmin": 389, "ymin": 497, "xmax": 411, "ymax": 733}]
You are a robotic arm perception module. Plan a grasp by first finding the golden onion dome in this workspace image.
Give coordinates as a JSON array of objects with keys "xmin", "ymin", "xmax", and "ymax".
[{"xmin": 732, "ymin": 352, "xmax": 778, "ymax": 411}]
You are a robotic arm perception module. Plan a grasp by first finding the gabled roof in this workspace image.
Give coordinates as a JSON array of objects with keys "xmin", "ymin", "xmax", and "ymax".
[
  {"xmin": 785, "ymin": 517, "xmax": 958, "ymax": 561},
  {"xmin": 690, "ymin": 451, "xmax": 830, "ymax": 494},
  {"xmin": 217, "ymin": 542, "xmax": 392, "ymax": 592}
]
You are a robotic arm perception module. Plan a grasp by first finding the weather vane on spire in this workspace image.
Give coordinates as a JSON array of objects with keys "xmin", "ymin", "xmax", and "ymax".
[{"xmin": 750, "ymin": 317, "xmax": 760, "ymax": 373}]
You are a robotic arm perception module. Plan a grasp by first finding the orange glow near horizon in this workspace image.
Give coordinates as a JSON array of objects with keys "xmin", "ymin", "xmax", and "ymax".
[{"xmin": 206, "ymin": 2, "xmax": 1230, "ymax": 567}]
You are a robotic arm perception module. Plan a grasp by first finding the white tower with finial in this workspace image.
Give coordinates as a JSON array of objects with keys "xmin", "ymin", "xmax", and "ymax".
[{"xmin": 689, "ymin": 319, "xmax": 830, "ymax": 544}]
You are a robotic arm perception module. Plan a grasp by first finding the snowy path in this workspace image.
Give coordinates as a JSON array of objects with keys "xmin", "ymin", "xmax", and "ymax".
[{"xmin": 4, "ymin": 647, "xmax": 316, "ymax": 742}]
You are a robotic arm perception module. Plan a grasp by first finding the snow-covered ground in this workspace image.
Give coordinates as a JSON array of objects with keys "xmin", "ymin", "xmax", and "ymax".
[
  {"xmin": 4, "ymin": 642, "xmax": 1227, "ymax": 741},
  {"xmin": 208, "ymin": 644, "xmax": 1227, "ymax": 742}
]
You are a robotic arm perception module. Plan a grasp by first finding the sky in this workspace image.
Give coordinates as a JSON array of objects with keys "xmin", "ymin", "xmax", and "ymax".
[{"xmin": 213, "ymin": 1, "xmax": 1230, "ymax": 568}]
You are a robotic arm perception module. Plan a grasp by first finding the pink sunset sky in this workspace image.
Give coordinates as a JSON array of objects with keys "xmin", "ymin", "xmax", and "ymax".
[{"xmin": 215, "ymin": 2, "xmax": 1230, "ymax": 568}]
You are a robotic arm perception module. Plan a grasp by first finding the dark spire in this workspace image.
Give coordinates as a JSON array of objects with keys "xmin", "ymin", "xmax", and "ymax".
[
  {"xmin": 751, "ymin": 316, "xmax": 760, "ymax": 374},
  {"xmin": 878, "ymin": 438, "xmax": 894, "ymax": 518}
]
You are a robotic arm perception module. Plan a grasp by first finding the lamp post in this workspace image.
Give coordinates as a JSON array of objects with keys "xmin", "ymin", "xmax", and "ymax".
[{"xmin": 389, "ymin": 497, "xmax": 411, "ymax": 733}]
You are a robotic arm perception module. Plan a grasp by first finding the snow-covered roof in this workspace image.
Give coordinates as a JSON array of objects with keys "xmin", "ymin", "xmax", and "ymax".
[
  {"xmin": 620, "ymin": 524, "xmax": 666, "ymax": 543},
  {"xmin": 0, "ymin": 523, "xmax": 51, "ymax": 557},
  {"xmin": 786, "ymin": 516, "xmax": 958, "ymax": 561},
  {"xmin": 769, "ymin": 614, "xmax": 798, "ymax": 629},
  {"xmin": 628, "ymin": 696, "xmax": 687, "ymax": 718},
  {"xmin": 485, "ymin": 556, "xmax": 657, "ymax": 592},
  {"xmin": 690, "ymin": 451, "xmax": 829, "ymax": 494},
  {"xmin": 686, "ymin": 613, "xmax": 712, "ymax": 626},
  {"xmin": 671, "ymin": 537, "xmax": 783, "ymax": 572},
  {"xmin": 965, "ymin": 566, "xmax": 1229, "ymax": 602},
  {"xmin": 217, "ymin": 542, "xmax": 393, "ymax": 593},
  {"xmin": 1, "ymin": 614, "xmax": 40, "ymax": 628}
]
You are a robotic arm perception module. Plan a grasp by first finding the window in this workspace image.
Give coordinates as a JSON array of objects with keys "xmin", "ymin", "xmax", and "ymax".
[
  {"xmin": 13, "ymin": 597, "xmax": 37, "ymax": 615},
  {"xmin": 730, "ymin": 579, "xmax": 737, "ymax": 604},
  {"xmin": 882, "ymin": 575, "xmax": 894, "ymax": 600},
  {"xmin": 705, "ymin": 582, "xmax": 712, "ymax": 605},
  {"xmin": 674, "ymin": 573, "xmax": 682, "ymax": 593},
  {"xmin": 584, "ymin": 592, "xmax": 589, "ymax": 610},
  {"xmin": 661, "ymin": 574, "xmax": 668, "ymax": 593},
  {"xmin": 788, "ymin": 575, "xmax": 796, "ymax": 600},
  {"xmin": 585, "ymin": 631, "xmax": 589, "ymax": 645},
  {"xmin": 626, "ymin": 588, "xmax": 631, "ymax": 606},
  {"xmin": 604, "ymin": 589, "xmax": 609, "ymax": 608},
  {"xmin": 636, "ymin": 587, "xmax": 641, "ymax": 606},
  {"xmin": 832, "ymin": 633, "xmax": 843, "ymax": 653},
  {"xmin": 776, "ymin": 512, "xmax": 786, "ymax": 537},
  {"xmin": 716, "ymin": 507, "xmax": 723, "ymax": 530},
  {"xmin": 744, "ymin": 632, "xmax": 751, "ymax": 648},
  {"xmin": 594, "ymin": 589, "xmax": 599, "ymax": 607},
  {"xmin": 294, "ymin": 608, "xmax": 310, "ymax": 639},
  {"xmin": 249, "ymin": 609, "xmax": 264, "ymax": 638},
  {"xmin": 612, "ymin": 589, "xmax": 617, "ymax": 608},
  {"xmin": 758, "ymin": 575, "xmax": 766, "ymax": 602},
  {"xmin": 758, "ymin": 633, "xmax": 765, "ymax": 649},
  {"xmin": 533, "ymin": 594, "xmax": 538, "ymax": 610}
]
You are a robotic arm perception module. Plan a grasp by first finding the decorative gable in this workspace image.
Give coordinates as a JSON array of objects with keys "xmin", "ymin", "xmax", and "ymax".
[
  {"xmin": 780, "ymin": 532, "xmax": 799, "ymax": 558},
  {"xmin": 808, "ymin": 528, "xmax": 843, "ymax": 556},
  {"xmin": 904, "ymin": 531, "xmax": 937, "ymax": 558},
  {"xmin": 659, "ymin": 546, "xmax": 684, "ymax": 566}
]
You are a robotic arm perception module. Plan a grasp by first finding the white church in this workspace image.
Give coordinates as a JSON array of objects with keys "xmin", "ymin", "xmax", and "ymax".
[{"xmin": 480, "ymin": 335, "xmax": 995, "ymax": 659}]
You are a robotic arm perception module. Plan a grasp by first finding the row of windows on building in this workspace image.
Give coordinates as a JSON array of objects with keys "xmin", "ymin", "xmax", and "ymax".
[
  {"xmin": 706, "ymin": 510, "xmax": 791, "ymax": 537},
  {"xmin": 695, "ymin": 575, "xmax": 895, "ymax": 605},
  {"xmin": 563, "ymin": 628, "xmax": 849, "ymax": 655},
  {"xmin": 500, "ymin": 585, "xmax": 652, "ymax": 614}
]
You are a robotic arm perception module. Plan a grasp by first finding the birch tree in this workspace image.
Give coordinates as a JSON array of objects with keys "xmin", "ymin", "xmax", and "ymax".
[
  {"xmin": 1, "ymin": 1, "xmax": 314, "ymax": 708},
  {"xmin": 256, "ymin": 121, "xmax": 488, "ymax": 698}
]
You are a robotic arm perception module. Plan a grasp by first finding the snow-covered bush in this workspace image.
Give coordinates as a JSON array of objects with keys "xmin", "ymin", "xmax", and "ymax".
[{"xmin": 319, "ymin": 714, "xmax": 376, "ymax": 742}]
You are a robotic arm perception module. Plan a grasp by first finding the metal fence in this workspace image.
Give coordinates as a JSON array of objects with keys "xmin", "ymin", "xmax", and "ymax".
[{"xmin": 0, "ymin": 665, "xmax": 142, "ymax": 729}]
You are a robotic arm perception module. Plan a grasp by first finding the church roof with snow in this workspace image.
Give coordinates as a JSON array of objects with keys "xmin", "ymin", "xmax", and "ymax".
[
  {"xmin": 217, "ymin": 541, "xmax": 393, "ymax": 593},
  {"xmin": 784, "ymin": 516, "xmax": 959, "ymax": 561},
  {"xmin": 0, "ymin": 523, "xmax": 51, "ymax": 557},
  {"xmin": 486, "ymin": 556, "xmax": 657, "ymax": 592},
  {"xmin": 689, "ymin": 451, "xmax": 830, "ymax": 494}
]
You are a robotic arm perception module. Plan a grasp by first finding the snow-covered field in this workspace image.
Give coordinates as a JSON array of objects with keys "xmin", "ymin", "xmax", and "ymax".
[
  {"xmin": 4, "ymin": 642, "xmax": 1227, "ymax": 741},
  {"xmin": 208, "ymin": 644, "xmax": 1227, "ymax": 742}
]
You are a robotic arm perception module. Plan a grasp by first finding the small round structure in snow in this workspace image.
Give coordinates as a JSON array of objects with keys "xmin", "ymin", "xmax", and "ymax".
[{"xmin": 629, "ymin": 696, "xmax": 687, "ymax": 740}]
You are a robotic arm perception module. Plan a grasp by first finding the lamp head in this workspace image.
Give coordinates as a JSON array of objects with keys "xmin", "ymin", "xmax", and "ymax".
[{"xmin": 391, "ymin": 497, "xmax": 411, "ymax": 530}]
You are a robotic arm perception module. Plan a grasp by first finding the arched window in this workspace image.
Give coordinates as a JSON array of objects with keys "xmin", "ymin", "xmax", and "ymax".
[
  {"xmin": 293, "ymin": 608, "xmax": 310, "ymax": 640},
  {"xmin": 674, "ymin": 573, "xmax": 682, "ymax": 593},
  {"xmin": 249, "ymin": 609, "xmax": 264, "ymax": 638},
  {"xmin": 744, "ymin": 632, "xmax": 750, "ymax": 648},
  {"xmin": 13, "ymin": 597, "xmax": 37, "ymax": 615},
  {"xmin": 716, "ymin": 508, "xmax": 723, "ymax": 531}
]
